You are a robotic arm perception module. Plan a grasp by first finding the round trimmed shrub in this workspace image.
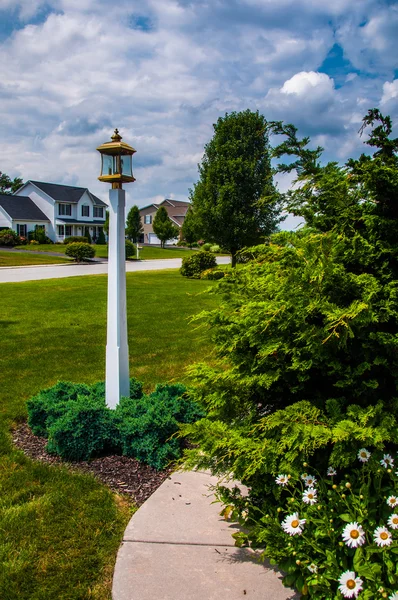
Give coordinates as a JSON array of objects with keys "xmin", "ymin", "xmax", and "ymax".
[
  {"xmin": 210, "ymin": 244, "xmax": 221, "ymax": 253},
  {"xmin": 65, "ymin": 242, "xmax": 95, "ymax": 262},
  {"xmin": 180, "ymin": 251, "xmax": 217, "ymax": 278},
  {"xmin": 125, "ymin": 240, "xmax": 136, "ymax": 259},
  {"xmin": 202, "ymin": 243, "xmax": 212, "ymax": 251}
]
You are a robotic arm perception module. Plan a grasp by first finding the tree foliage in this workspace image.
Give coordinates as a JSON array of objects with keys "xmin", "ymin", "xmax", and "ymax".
[
  {"xmin": 126, "ymin": 205, "xmax": 143, "ymax": 242},
  {"xmin": 0, "ymin": 171, "xmax": 23, "ymax": 195},
  {"xmin": 152, "ymin": 206, "xmax": 179, "ymax": 248},
  {"xmin": 189, "ymin": 110, "xmax": 282, "ymax": 266},
  {"xmin": 181, "ymin": 206, "xmax": 198, "ymax": 247},
  {"xmin": 181, "ymin": 108, "xmax": 398, "ymax": 485}
]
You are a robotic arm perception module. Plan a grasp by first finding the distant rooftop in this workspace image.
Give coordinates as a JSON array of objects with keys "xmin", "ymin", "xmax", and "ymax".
[
  {"xmin": 28, "ymin": 181, "xmax": 107, "ymax": 207},
  {"xmin": 0, "ymin": 194, "xmax": 50, "ymax": 221}
]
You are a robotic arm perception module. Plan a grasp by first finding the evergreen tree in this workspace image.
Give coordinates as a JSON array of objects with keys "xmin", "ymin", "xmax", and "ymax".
[
  {"xmin": 190, "ymin": 110, "xmax": 282, "ymax": 266},
  {"xmin": 84, "ymin": 226, "xmax": 92, "ymax": 244},
  {"xmin": 97, "ymin": 227, "xmax": 106, "ymax": 245},
  {"xmin": 181, "ymin": 206, "xmax": 198, "ymax": 248},
  {"xmin": 152, "ymin": 206, "xmax": 179, "ymax": 248},
  {"xmin": 126, "ymin": 205, "xmax": 143, "ymax": 242},
  {"xmin": 103, "ymin": 210, "xmax": 109, "ymax": 236}
]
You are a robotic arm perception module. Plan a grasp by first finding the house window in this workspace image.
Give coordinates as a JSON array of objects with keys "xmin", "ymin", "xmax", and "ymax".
[
  {"xmin": 144, "ymin": 215, "xmax": 152, "ymax": 224},
  {"xmin": 94, "ymin": 207, "xmax": 103, "ymax": 218},
  {"xmin": 16, "ymin": 224, "xmax": 27, "ymax": 237},
  {"xmin": 58, "ymin": 204, "xmax": 72, "ymax": 216},
  {"xmin": 81, "ymin": 205, "xmax": 90, "ymax": 217},
  {"xmin": 58, "ymin": 225, "xmax": 65, "ymax": 236},
  {"xmin": 65, "ymin": 225, "xmax": 72, "ymax": 236}
]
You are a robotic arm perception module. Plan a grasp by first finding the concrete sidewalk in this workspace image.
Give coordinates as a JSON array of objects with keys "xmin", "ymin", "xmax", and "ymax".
[{"xmin": 112, "ymin": 471, "xmax": 298, "ymax": 600}]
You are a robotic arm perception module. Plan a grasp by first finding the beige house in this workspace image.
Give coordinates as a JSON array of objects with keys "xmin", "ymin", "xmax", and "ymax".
[{"xmin": 139, "ymin": 199, "xmax": 190, "ymax": 244}]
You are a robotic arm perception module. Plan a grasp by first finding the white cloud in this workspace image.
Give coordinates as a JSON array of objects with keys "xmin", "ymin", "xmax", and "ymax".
[
  {"xmin": 381, "ymin": 80, "xmax": 398, "ymax": 105},
  {"xmin": 0, "ymin": 0, "xmax": 395, "ymax": 211}
]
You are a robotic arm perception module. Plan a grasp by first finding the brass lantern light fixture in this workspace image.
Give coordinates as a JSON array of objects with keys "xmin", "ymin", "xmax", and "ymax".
[{"xmin": 97, "ymin": 128, "xmax": 136, "ymax": 189}]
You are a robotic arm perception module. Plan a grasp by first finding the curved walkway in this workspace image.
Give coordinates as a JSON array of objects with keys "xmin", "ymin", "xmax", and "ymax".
[
  {"xmin": 112, "ymin": 470, "xmax": 298, "ymax": 600},
  {"xmin": 0, "ymin": 257, "xmax": 231, "ymax": 283}
]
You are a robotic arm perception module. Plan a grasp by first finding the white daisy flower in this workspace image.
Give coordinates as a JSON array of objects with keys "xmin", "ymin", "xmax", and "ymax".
[
  {"xmin": 300, "ymin": 473, "xmax": 308, "ymax": 481},
  {"xmin": 327, "ymin": 467, "xmax": 337, "ymax": 476},
  {"xmin": 387, "ymin": 495, "xmax": 398, "ymax": 508},
  {"xmin": 389, "ymin": 593, "xmax": 398, "ymax": 600},
  {"xmin": 388, "ymin": 514, "xmax": 398, "ymax": 530},
  {"xmin": 275, "ymin": 474, "xmax": 289, "ymax": 486},
  {"xmin": 357, "ymin": 448, "xmax": 371, "ymax": 463},
  {"xmin": 338, "ymin": 571, "xmax": 363, "ymax": 598},
  {"xmin": 381, "ymin": 454, "xmax": 394, "ymax": 468},
  {"xmin": 342, "ymin": 522, "xmax": 366, "ymax": 548},
  {"xmin": 374, "ymin": 526, "xmax": 392, "ymax": 547},
  {"xmin": 302, "ymin": 487, "xmax": 317, "ymax": 505},
  {"xmin": 307, "ymin": 563, "xmax": 318, "ymax": 573},
  {"xmin": 281, "ymin": 513, "xmax": 306, "ymax": 536},
  {"xmin": 304, "ymin": 475, "xmax": 317, "ymax": 487}
]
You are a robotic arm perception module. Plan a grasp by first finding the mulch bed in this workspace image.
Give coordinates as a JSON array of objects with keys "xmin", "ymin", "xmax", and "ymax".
[{"xmin": 12, "ymin": 422, "xmax": 173, "ymax": 506}]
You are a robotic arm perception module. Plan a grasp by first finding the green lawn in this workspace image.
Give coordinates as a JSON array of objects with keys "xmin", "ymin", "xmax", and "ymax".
[
  {"xmin": 14, "ymin": 244, "xmax": 199, "ymax": 260},
  {"xmin": 0, "ymin": 251, "xmax": 72, "ymax": 267},
  {"xmin": 0, "ymin": 271, "xmax": 217, "ymax": 599}
]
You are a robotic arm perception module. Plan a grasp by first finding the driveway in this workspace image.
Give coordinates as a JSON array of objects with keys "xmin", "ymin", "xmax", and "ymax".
[{"xmin": 0, "ymin": 257, "xmax": 231, "ymax": 283}]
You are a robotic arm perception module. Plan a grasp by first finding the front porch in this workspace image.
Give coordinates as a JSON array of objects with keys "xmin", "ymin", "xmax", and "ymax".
[{"xmin": 56, "ymin": 220, "xmax": 105, "ymax": 243}]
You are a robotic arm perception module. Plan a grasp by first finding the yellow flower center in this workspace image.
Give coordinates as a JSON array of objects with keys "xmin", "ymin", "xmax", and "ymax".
[
  {"xmin": 393, "ymin": 518, "xmax": 398, "ymax": 525},
  {"xmin": 380, "ymin": 532, "xmax": 388, "ymax": 540},
  {"xmin": 360, "ymin": 452, "xmax": 366, "ymax": 457},
  {"xmin": 291, "ymin": 520, "xmax": 299, "ymax": 528},
  {"xmin": 308, "ymin": 494, "xmax": 313, "ymax": 499},
  {"xmin": 347, "ymin": 580, "xmax": 356, "ymax": 590},
  {"xmin": 390, "ymin": 498, "xmax": 396, "ymax": 504},
  {"xmin": 350, "ymin": 530, "xmax": 359, "ymax": 539}
]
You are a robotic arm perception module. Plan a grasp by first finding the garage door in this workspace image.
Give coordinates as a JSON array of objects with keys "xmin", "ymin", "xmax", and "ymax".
[{"xmin": 148, "ymin": 233, "xmax": 161, "ymax": 245}]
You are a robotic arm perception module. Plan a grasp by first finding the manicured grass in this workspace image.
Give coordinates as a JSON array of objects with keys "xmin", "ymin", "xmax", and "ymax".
[
  {"xmin": 0, "ymin": 250, "xmax": 71, "ymax": 267},
  {"xmin": 14, "ymin": 244, "xmax": 199, "ymax": 260},
  {"xmin": 0, "ymin": 271, "xmax": 217, "ymax": 599}
]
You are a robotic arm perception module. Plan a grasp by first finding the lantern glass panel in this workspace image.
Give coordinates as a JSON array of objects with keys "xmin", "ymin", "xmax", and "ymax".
[
  {"xmin": 102, "ymin": 155, "xmax": 114, "ymax": 176},
  {"xmin": 121, "ymin": 155, "xmax": 132, "ymax": 177}
]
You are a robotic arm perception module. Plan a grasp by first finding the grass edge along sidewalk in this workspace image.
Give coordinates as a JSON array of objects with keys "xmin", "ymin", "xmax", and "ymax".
[
  {"xmin": 0, "ymin": 250, "xmax": 72, "ymax": 266},
  {"xmin": 0, "ymin": 270, "xmax": 218, "ymax": 600}
]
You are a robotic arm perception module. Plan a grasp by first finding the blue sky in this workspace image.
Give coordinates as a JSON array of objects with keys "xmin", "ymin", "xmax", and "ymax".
[{"xmin": 0, "ymin": 0, "xmax": 397, "ymax": 229}]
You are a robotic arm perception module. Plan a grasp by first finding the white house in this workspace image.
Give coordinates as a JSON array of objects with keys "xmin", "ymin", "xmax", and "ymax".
[
  {"xmin": 0, "ymin": 193, "xmax": 50, "ymax": 237},
  {"xmin": 11, "ymin": 180, "xmax": 107, "ymax": 242}
]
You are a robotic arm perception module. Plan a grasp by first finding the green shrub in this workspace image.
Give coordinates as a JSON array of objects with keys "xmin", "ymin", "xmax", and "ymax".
[
  {"xmin": 47, "ymin": 395, "xmax": 119, "ymax": 461},
  {"xmin": 96, "ymin": 228, "xmax": 106, "ymax": 245},
  {"xmin": 200, "ymin": 268, "xmax": 225, "ymax": 280},
  {"xmin": 0, "ymin": 229, "xmax": 21, "ymax": 246},
  {"xmin": 115, "ymin": 383, "xmax": 204, "ymax": 469},
  {"xmin": 180, "ymin": 251, "xmax": 217, "ymax": 278},
  {"xmin": 125, "ymin": 240, "xmax": 136, "ymax": 259},
  {"xmin": 202, "ymin": 243, "xmax": 212, "ymax": 251},
  {"xmin": 210, "ymin": 244, "xmax": 221, "ymax": 253},
  {"xmin": 28, "ymin": 381, "xmax": 100, "ymax": 437},
  {"xmin": 65, "ymin": 242, "xmax": 95, "ymax": 262},
  {"xmin": 63, "ymin": 236, "xmax": 88, "ymax": 244},
  {"xmin": 28, "ymin": 228, "xmax": 53, "ymax": 244},
  {"xmin": 84, "ymin": 227, "xmax": 92, "ymax": 245},
  {"xmin": 27, "ymin": 379, "xmax": 201, "ymax": 469}
]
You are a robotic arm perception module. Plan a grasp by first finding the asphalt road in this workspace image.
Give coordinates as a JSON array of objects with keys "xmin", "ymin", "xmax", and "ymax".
[{"xmin": 0, "ymin": 256, "xmax": 231, "ymax": 283}]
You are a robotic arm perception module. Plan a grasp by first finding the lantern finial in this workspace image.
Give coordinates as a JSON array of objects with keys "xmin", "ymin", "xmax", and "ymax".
[{"xmin": 111, "ymin": 128, "xmax": 122, "ymax": 142}]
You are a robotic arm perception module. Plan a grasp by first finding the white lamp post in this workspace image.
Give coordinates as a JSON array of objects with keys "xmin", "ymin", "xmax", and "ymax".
[{"xmin": 97, "ymin": 129, "xmax": 136, "ymax": 409}]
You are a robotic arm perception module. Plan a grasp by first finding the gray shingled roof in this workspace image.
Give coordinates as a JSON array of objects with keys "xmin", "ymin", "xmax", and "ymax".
[
  {"xmin": 30, "ymin": 181, "xmax": 107, "ymax": 207},
  {"xmin": 0, "ymin": 194, "xmax": 50, "ymax": 221}
]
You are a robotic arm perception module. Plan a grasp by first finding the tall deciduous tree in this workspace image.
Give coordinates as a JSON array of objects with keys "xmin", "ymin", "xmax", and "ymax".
[
  {"xmin": 152, "ymin": 206, "xmax": 179, "ymax": 248},
  {"xmin": 126, "ymin": 205, "xmax": 143, "ymax": 242},
  {"xmin": 181, "ymin": 206, "xmax": 198, "ymax": 248},
  {"xmin": 190, "ymin": 110, "xmax": 281, "ymax": 266},
  {"xmin": 103, "ymin": 210, "xmax": 109, "ymax": 236},
  {"xmin": 0, "ymin": 171, "xmax": 23, "ymax": 195}
]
